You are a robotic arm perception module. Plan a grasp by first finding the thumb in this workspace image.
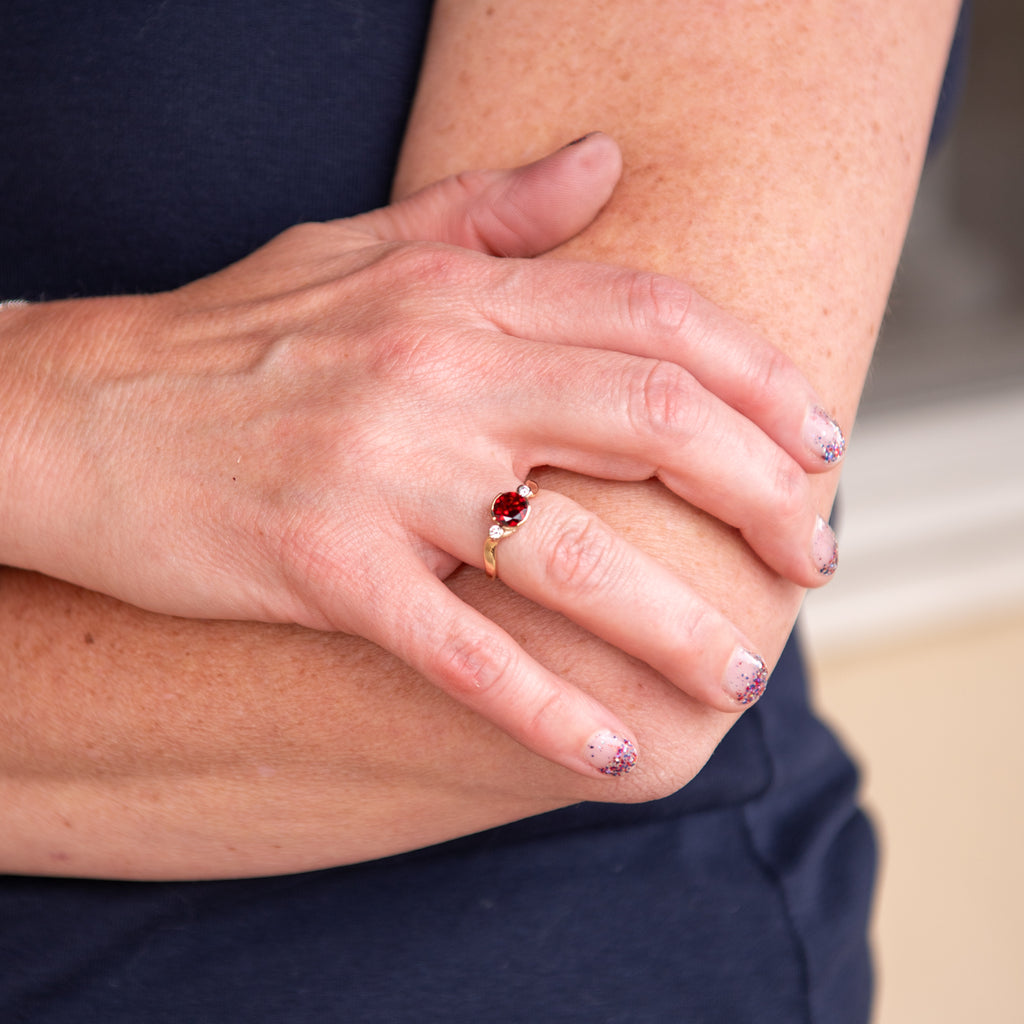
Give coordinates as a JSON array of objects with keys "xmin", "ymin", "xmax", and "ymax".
[{"xmin": 350, "ymin": 132, "xmax": 622, "ymax": 256}]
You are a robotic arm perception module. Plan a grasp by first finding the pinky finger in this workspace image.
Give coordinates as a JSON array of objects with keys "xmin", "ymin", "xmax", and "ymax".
[{"xmin": 355, "ymin": 560, "xmax": 640, "ymax": 780}]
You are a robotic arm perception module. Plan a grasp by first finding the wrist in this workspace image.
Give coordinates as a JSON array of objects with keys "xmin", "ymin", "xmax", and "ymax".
[
  {"xmin": 0, "ymin": 299, "xmax": 49, "ymax": 569},
  {"xmin": 0, "ymin": 295, "xmax": 148, "ymax": 582}
]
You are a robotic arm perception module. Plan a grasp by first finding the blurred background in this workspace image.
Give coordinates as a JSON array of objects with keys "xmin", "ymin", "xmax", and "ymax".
[{"xmin": 800, "ymin": 1, "xmax": 1024, "ymax": 1020}]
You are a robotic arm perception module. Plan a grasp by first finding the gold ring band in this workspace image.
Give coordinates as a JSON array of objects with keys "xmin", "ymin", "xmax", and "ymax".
[{"xmin": 484, "ymin": 479, "xmax": 538, "ymax": 580}]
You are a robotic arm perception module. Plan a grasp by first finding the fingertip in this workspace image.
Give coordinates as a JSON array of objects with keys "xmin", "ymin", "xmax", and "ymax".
[
  {"xmin": 721, "ymin": 646, "xmax": 769, "ymax": 709},
  {"xmin": 811, "ymin": 515, "xmax": 839, "ymax": 581},
  {"xmin": 469, "ymin": 134, "xmax": 623, "ymax": 257},
  {"xmin": 582, "ymin": 728, "xmax": 639, "ymax": 778},
  {"xmin": 802, "ymin": 405, "xmax": 847, "ymax": 468},
  {"xmin": 553, "ymin": 130, "xmax": 622, "ymax": 197}
]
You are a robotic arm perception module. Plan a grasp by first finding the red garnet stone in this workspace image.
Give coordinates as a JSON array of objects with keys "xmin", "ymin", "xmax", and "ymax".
[{"xmin": 492, "ymin": 491, "xmax": 530, "ymax": 528}]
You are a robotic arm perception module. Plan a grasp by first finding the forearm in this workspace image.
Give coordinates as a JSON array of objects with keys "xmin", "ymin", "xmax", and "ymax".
[
  {"xmin": 1, "ymin": 568, "xmax": 722, "ymax": 878},
  {"xmin": 0, "ymin": 569, "xmax": 655, "ymax": 879}
]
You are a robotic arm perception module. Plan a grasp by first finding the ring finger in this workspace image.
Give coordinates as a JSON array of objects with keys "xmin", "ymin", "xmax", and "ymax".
[{"xmin": 429, "ymin": 477, "xmax": 771, "ymax": 714}]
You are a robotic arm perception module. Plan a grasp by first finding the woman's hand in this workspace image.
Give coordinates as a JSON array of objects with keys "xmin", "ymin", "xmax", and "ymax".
[{"xmin": 0, "ymin": 135, "xmax": 842, "ymax": 779}]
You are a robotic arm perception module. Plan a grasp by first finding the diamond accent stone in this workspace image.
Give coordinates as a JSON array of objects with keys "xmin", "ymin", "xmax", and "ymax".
[
  {"xmin": 488, "ymin": 524, "xmax": 505, "ymax": 540},
  {"xmin": 517, "ymin": 484, "xmax": 533, "ymax": 499}
]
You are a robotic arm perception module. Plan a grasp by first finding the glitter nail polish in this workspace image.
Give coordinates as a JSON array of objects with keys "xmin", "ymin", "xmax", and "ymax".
[
  {"xmin": 585, "ymin": 730, "xmax": 638, "ymax": 777},
  {"xmin": 813, "ymin": 515, "xmax": 839, "ymax": 577},
  {"xmin": 724, "ymin": 647, "xmax": 769, "ymax": 706},
  {"xmin": 804, "ymin": 406, "xmax": 847, "ymax": 465}
]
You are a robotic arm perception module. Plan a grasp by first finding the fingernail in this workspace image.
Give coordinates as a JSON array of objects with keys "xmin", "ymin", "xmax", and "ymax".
[
  {"xmin": 804, "ymin": 406, "xmax": 846, "ymax": 465},
  {"xmin": 813, "ymin": 515, "xmax": 839, "ymax": 577},
  {"xmin": 724, "ymin": 647, "xmax": 769, "ymax": 706},
  {"xmin": 585, "ymin": 730, "xmax": 638, "ymax": 777},
  {"xmin": 562, "ymin": 131, "xmax": 601, "ymax": 149}
]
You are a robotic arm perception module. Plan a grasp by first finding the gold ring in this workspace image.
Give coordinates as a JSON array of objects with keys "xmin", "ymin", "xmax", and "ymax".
[{"xmin": 484, "ymin": 480, "xmax": 538, "ymax": 580}]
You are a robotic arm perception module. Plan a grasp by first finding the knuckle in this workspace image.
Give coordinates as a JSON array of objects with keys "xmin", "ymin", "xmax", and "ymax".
[
  {"xmin": 449, "ymin": 168, "xmax": 490, "ymax": 203},
  {"xmin": 394, "ymin": 241, "xmax": 481, "ymax": 290},
  {"xmin": 625, "ymin": 271, "xmax": 694, "ymax": 338},
  {"xmin": 370, "ymin": 242, "xmax": 446, "ymax": 286},
  {"xmin": 747, "ymin": 344, "xmax": 795, "ymax": 402},
  {"xmin": 627, "ymin": 360, "xmax": 702, "ymax": 439},
  {"xmin": 770, "ymin": 457, "xmax": 812, "ymax": 526},
  {"xmin": 485, "ymin": 255, "xmax": 530, "ymax": 312},
  {"xmin": 672, "ymin": 600, "xmax": 714, "ymax": 652},
  {"xmin": 434, "ymin": 631, "xmax": 519, "ymax": 703},
  {"xmin": 355, "ymin": 242, "xmax": 482, "ymax": 306},
  {"xmin": 543, "ymin": 512, "xmax": 619, "ymax": 595},
  {"xmin": 520, "ymin": 686, "xmax": 570, "ymax": 742},
  {"xmin": 343, "ymin": 255, "xmax": 473, "ymax": 380},
  {"xmin": 430, "ymin": 169, "xmax": 534, "ymax": 257}
]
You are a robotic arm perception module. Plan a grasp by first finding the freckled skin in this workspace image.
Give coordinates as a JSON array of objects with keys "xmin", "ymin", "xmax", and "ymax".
[{"xmin": 0, "ymin": 1, "xmax": 960, "ymax": 878}]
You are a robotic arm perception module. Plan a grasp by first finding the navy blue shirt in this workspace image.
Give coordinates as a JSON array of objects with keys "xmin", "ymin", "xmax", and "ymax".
[{"xmin": 1, "ymin": 1, "xmax": 431, "ymax": 299}]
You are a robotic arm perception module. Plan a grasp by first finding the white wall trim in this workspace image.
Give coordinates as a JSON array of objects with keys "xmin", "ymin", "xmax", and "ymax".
[{"xmin": 801, "ymin": 385, "xmax": 1024, "ymax": 656}]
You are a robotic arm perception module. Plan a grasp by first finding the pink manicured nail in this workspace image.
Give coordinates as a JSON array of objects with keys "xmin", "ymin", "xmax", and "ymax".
[
  {"xmin": 813, "ymin": 516, "xmax": 839, "ymax": 577},
  {"xmin": 804, "ymin": 406, "xmax": 846, "ymax": 465},
  {"xmin": 724, "ymin": 647, "xmax": 769, "ymax": 706},
  {"xmin": 585, "ymin": 730, "xmax": 638, "ymax": 777}
]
